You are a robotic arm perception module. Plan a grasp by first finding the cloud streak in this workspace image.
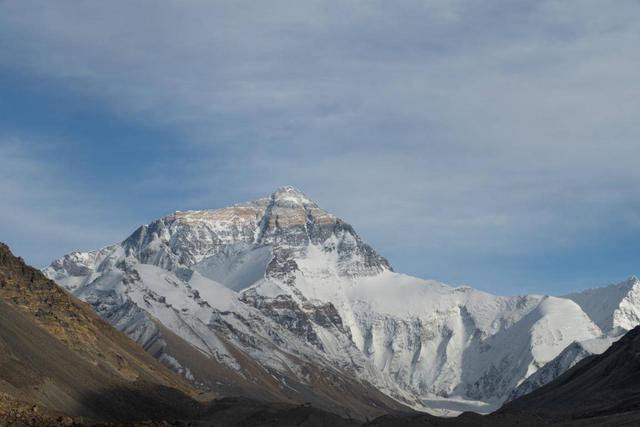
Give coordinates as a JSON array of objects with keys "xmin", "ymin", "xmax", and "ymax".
[{"xmin": 1, "ymin": 0, "xmax": 639, "ymax": 293}]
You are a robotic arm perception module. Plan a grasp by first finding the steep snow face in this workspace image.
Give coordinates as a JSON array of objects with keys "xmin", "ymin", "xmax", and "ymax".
[
  {"xmin": 192, "ymin": 244, "xmax": 273, "ymax": 292},
  {"xmin": 507, "ymin": 335, "xmax": 619, "ymax": 402},
  {"xmin": 43, "ymin": 186, "xmax": 626, "ymax": 415},
  {"xmin": 564, "ymin": 277, "xmax": 640, "ymax": 333}
]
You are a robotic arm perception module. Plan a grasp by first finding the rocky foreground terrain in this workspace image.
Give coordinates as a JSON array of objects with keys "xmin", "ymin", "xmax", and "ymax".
[{"xmin": 0, "ymin": 242, "xmax": 203, "ymax": 424}]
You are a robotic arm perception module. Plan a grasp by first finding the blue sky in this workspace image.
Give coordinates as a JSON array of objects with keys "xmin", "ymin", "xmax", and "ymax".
[{"xmin": 1, "ymin": 0, "xmax": 639, "ymax": 295}]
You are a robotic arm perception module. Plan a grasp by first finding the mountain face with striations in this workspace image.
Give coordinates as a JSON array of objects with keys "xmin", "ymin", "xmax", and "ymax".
[
  {"xmin": 44, "ymin": 186, "xmax": 639, "ymax": 415},
  {"xmin": 366, "ymin": 325, "xmax": 640, "ymax": 426}
]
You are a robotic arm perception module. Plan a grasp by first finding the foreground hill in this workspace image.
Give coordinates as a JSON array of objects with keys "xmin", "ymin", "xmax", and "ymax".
[
  {"xmin": 0, "ymin": 242, "xmax": 206, "ymax": 423},
  {"xmin": 45, "ymin": 186, "xmax": 624, "ymax": 414}
]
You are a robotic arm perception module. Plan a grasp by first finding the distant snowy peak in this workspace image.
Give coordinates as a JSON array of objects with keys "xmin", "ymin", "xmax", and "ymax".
[
  {"xmin": 43, "ymin": 245, "xmax": 117, "ymax": 286},
  {"xmin": 564, "ymin": 276, "xmax": 640, "ymax": 333},
  {"xmin": 506, "ymin": 334, "xmax": 619, "ymax": 402}
]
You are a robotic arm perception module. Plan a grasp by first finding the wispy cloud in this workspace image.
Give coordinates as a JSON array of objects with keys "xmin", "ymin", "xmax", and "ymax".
[{"xmin": 1, "ymin": 1, "xmax": 639, "ymax": 292}]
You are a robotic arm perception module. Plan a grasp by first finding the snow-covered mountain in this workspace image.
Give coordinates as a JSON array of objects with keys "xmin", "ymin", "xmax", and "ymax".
[
  {"xmin": 506, "ymin": 335, "xmax": 618, "ymax": 402},
  {"xmin": 44, "ymin": 186, "xmax": 638, "ymax": 415},
  {"xmin": 565, "ymin": 276, "xmax": 640, "ymax": 334},
  {"xmin": 504, "ymin": 276, "xmax": 640, "ymax": 401}
]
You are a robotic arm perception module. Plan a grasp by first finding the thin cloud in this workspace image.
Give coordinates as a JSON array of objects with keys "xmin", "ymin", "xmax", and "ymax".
[
  {"xmin": 0, "ymin": 137, "xmax": 133, "ymax": 266},
  {"xmin": 0, "ymin": 1, "xmax": 639, "ymax": 292}
]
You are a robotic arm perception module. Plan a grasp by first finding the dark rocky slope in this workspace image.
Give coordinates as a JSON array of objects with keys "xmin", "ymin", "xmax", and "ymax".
[{"xmin": 0, "ymin": 242, "xmax": 204, "ymax": 423}]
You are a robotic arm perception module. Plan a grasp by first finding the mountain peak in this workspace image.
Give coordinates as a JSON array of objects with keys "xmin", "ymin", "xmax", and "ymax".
[{"xmin": 270, "ymin": 185, "xmax": 315, "ymax": 206}]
